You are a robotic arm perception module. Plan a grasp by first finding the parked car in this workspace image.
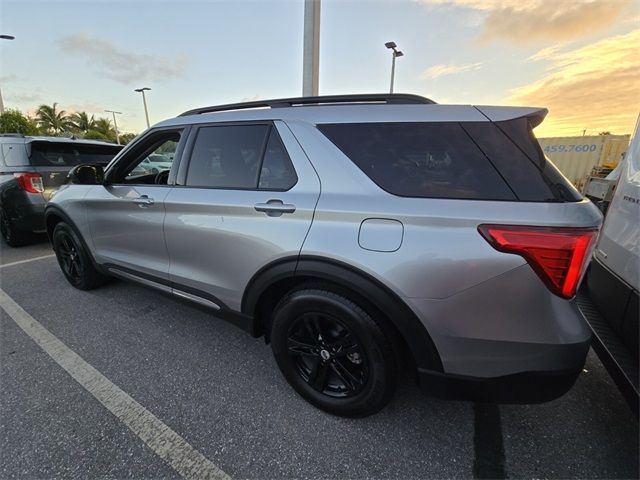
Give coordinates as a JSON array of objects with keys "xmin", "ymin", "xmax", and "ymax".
[
  {"xmin": 582, "ymin": 114, "xmax": 639, "ymax": 413},
  {"xmin": 129, "ymin": 153, "xmax": 174, "ymax": 176},
  {"xmin": 45, "ymin": 94, "xmax": 602, "ymax": 417},
  {"xmin": 0, "ymin": 135, "xmax": 122, "ymax": 246},
  {"xmin": 139, "ymin": 153, "xmax": 173, "ymax": 173}
]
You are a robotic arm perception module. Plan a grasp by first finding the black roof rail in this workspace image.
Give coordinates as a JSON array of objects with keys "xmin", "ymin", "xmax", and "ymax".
[
  {"xmin": 0, "ymin": 133, "xmax": 26, "ymax": 137},
  {"xmin": 179, "ymin": 93, "xmax": 436, "ymax": 117}
]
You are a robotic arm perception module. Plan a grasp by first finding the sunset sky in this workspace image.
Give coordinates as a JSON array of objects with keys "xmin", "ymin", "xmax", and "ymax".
[{"xmin": 1, "ymin": 0, "xmax": 638, "ymax": 137}]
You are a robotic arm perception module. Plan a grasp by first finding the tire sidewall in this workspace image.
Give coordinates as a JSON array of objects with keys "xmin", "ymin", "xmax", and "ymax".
[
  {"xmin": 1, "ymin": 208, "xmax": 25, "ymax": 247},
  {"xmin": 52, "ymin": 223, "xmax": 94, "ymax": 289},
  {"xmin": 271, "ymin": 289, "xmax": 395, "ymax": 417}
]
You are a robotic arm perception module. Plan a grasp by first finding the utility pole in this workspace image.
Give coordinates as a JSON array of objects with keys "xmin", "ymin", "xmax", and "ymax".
[
  {"xmin": 302, "ymin": 0, "xmax": 320, "ymax": 96},
  {"xmin": 134, "ymin": 87, "xmax": 151, "ymax": 128},
  {"xmin": 105, "ymin": 110, "xmax": 123, "ymax": 145},
  {"xmin": 0, "ymin": 35, "xmax": 16, "ymax": 114}
]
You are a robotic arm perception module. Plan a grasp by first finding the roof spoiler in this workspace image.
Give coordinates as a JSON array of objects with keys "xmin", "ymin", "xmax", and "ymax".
[{"xmin": 474, "ymin": 106, "xmax": 548, "ymax": 128}]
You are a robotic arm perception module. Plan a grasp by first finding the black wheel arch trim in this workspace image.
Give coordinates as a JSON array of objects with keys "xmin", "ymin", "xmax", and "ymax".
[
  {"xmin": 44, "ymin": 205, "xmax": 70, "ymax": 242},
  {"xmin": 242, "ymin": 255, "xmax": 444, "ymax": 372}
]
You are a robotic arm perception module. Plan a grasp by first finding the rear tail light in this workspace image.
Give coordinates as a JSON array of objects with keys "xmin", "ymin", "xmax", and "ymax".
[
  {"xmin": 14, "ymin": 173, "xmax": 44, "ymax": 194},
  {"xmin": 478, "ymin": 224, "xmax": 599, "ymax": 299}
]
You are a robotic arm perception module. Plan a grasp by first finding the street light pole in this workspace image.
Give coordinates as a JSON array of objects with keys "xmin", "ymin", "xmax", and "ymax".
[
  {"xmin": 134, "ymin": 87, "xmax": 151, "ymax": 128},
  {"xmin": 0, "ymin": 35, "xmax": 16, "ymax": 114},
  {"xmin": 390, "ymin": 54, "xmax": 397, "ymax": 94},
  {"xmin": 105, "ymin": 109, "xmax": 123, "ymax": 145},
  {"xmin": 385, "ymin": 41, "xmax": 404, "ymax": 94}
]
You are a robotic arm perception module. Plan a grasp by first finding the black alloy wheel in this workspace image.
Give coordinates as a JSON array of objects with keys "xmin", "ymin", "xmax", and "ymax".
[
  {"xmin": 287, "ymin": 312, "xmax": 368, "ymax": 398},
  {"xmin": 56, "ymin": 232, "xmax": 83, "ymax": 283},
  {"xmin": 271, "ymin": 286, "xmax": 397, "ymax": 417},
  {"xmin": 52, "ymin": 222, "xmax": 109, "ymax": 290}
]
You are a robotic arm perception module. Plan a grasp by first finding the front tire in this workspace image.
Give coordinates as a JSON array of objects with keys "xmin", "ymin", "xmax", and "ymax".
[
  {"xmin": 52, "ymin": 222, "xmax": 109, "ymax": 290},
  {"xmin": 271, "ymin": 285, "xmax": 397, "ymax": 417}
]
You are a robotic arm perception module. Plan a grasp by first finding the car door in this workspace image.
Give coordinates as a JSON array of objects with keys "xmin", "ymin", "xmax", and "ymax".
[
  {"xmin": 164, "ymin": 121, "xmax": 320, "ymax": 311},
  {"xmin": 85, "ymin": 128, "xmax": 187, "ymax": 280}
]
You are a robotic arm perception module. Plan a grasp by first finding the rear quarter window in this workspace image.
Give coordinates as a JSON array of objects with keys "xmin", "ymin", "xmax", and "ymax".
[
  {"xmin": 2, "ymin": 143, "xmax": 28, "ymax": 166},
  {"xmin": 464, "ymin": 118, "xmax": 582, "ymax": 202},
  {"xmin": 318, "ymin": 122, "xmax": 516, "ymax": 200}
]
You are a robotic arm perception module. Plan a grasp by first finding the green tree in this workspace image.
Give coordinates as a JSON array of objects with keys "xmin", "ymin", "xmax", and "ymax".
[
  {"xmin": 70, "ymin": 111, "xmax": 96, "ymax": 133},
  {"xmin": 36, "ymin": 103, "xmax": 72, "ymax": 134},
  {"xmin": 83, "ymin": 129, "xmax": 110, "ymax": 141},
  {"xmin": 119, "ymin": 132, "xmax": 137, "ymax": 144},
  {"xmin": 93, "ymin": 117, "xmax": 114, "ymax": 137},
  {"xmin": 27, "ymin": 116, "xmax": 40, "ymax": 134},
  {"xmin": 0, "ymin": 109, "xmax": 40, "ymax": 135}
]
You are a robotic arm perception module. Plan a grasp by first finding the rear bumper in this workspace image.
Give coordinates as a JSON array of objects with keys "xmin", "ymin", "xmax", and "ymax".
[
  {"xmin": 6, "ymin": 193, "xmax": 46, "ymax": 232},
  {"xmin": 13, "ymin": 208, "xmax": 45, "ymax": 232},
  {"xmin": 418, "ymin": 348, "xmax": 587, "ymax": 404},
  {"xmin": 404, "ymin": 263, "xmax": 593, "ymax": 402},
  {"xmin": 405, "ymin": 265, "xmax": 593, "ymax": 378},
  {"xmin": 14, "ymin": 208, "xmax": 45, "ymax": 232}
]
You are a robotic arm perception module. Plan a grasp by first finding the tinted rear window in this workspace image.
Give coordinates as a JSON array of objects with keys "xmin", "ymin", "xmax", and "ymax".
[
  {"xmin": 464, "ymin": 119, "xmax": 582, "ymax": 202},
  {"xmin": 28, "ymin": 141, "xmax": 122, "ymax": 167},
  {"xmin": 186, "ymin": 125, "xmax": 269, "ymax": 189},
  {"xmin": 498, "ymin": 118, "xmax": 581, "ymax": 201},
  {"xmin": 318, "ymin": 122, "xmax": 515, "ymax": 200}
]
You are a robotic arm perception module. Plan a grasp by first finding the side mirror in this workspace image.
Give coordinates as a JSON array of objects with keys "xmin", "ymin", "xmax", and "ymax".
[{"xmin": 68, "ymin": 164, "xmax": 105, "ymax": 185}]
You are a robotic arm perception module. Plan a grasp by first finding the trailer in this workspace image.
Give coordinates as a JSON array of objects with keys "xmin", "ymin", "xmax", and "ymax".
[{"xmin": 538, "ymin": 134, "xmax": 630, "ymax": 190}]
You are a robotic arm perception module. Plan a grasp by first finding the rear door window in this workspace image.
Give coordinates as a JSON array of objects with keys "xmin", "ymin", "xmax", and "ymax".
[
  {"xmin": 187, "ymin": 125, "xmax": 269, "ymax": 189},
  {"xmin": 186, "ymin": 124, "xmax": 297, "ymax": 191},
  {"xmin": 318, "ymin": 122, "xmax": 515, "ymax": 200}
]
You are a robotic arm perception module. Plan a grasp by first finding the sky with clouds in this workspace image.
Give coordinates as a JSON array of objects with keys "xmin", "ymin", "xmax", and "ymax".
[{"xmin": 0, "ymin": 0, "xmax": 638, "ymax": 136}]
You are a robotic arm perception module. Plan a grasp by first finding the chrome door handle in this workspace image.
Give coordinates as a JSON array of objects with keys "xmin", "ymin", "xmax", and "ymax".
[
  {"xmin": 254, "ymin": 199, "xmax": 296, "ymax": 217},
  {"xmin": 132, "ymin": 195, "xmax": 154, "ymax": 206}
]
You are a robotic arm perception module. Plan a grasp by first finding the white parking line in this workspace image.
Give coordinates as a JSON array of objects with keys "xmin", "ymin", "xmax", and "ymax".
[
  {"xmin": 0, "ymin": 254, "xmax": 56, "ymax": 269},
  {"xmin": 0, "ymin": 288, "xmax": 230, "ymax": 480}
]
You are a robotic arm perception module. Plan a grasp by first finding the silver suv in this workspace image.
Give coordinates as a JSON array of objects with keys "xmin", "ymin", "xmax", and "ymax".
[{"xmin": 45, "ymin": 94, "xmax": 602, "ymax": 417}]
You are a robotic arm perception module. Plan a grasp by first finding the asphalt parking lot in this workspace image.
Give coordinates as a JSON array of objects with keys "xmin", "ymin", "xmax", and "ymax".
[{"xmin": 0, "ymin": 237, "xmax": 638, "ymax": 480}]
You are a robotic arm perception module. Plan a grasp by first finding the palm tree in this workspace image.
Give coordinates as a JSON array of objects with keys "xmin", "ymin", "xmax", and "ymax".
[
  {"xmin": 70, "ymin": 111, "xmax": 96, "ymax": 133},
  {"xmin": 93, "ymin": 117, "xmax": 114, "ymax": 137},
  {"xmin": 36, "ymin": 103, "xmax": 72, "ymax": 134}
]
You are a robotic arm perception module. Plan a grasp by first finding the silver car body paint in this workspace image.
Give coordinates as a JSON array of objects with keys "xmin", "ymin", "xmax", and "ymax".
[
  {"xmin": 87, "ymin": 184, "xmax": 173, "ymax": 279},
  {"xmin": 163, "ymin": 121, "xmax": 320, "ymax": 310},
  {"xmin": 48, "ymin": 102, "xmax": 603, "ymax": 380}
]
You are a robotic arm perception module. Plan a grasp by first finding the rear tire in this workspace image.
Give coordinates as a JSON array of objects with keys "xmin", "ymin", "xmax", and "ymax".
[
  {"xmin": 270, "ymin": 285, "xmax": 397, "ymax": 417},
  {"xmin": 0, "ymin": 208, "xmax": 31, "ymax": 247},
  {"xmin": 52, "ymin": 222, "xmax": 109, "ymax": 290}
]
